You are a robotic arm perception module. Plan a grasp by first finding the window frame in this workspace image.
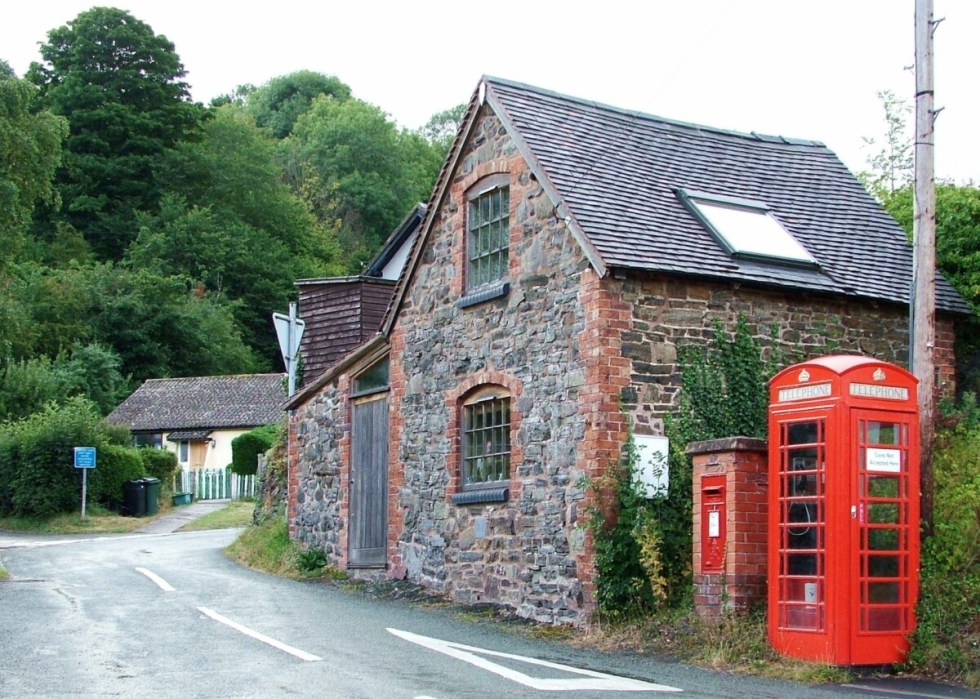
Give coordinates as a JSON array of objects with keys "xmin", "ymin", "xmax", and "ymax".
[
  {"xmin": 463, "ymin": 175, "xmax": 511, "ymax": 301},
  {"xmin": 678, "ymin": 189, "xmax": 819, "ymax": 267},
  {"xmin": 351, "ymin": 357, "xmax": 390, "ymax": 398},
  {"xmin": 460, "ymin": 386, "xmax": 511, "ymax": 493}
]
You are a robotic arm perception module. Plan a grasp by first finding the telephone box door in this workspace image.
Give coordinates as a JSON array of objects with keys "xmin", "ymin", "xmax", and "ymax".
[{"xmin": 847, "ymin": 409, "xmax": 919, "ymax": 664}]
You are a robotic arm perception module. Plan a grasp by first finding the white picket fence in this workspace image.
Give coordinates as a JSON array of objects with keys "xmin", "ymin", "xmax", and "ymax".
[{"xmin": 180, "ymin": 468, "xmax": 256, "ymax": 501}]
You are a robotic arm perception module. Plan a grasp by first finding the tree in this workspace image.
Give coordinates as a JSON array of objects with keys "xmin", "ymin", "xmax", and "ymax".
[
  {"xmin": 860, "ymin": 89, "xmax": 914, "ymax": 200},
  {"xmin": 419, "ymin": 103, "xmax": 466, "ymax": 150},
  {"xmin": 131, "ymin": 105, "xmax": 344, "ymax": 364},
  {"xmin": 882, "ymin": 183, "xmax": 980, "ymax": 395},
  {"xmin": 285, "ymin": 96, "xmax": 442, "ymax": 268},
  {"xmin": 245, "ymin": 71, "xmax": 350, "ymax": 139},
  {"xmin": 0, "ymin": 69, "xmax": 68, "ymax": 267},
  {"xmin": 0, "ymin": 342, "xmax": 125, "ymax": 421},
  {"xmin": 27, "ymin": 7, "xmax": 205, "ymax": 260},
  {"xmin": 5, "ymin": 261, "xmax": 258, "ymax": 383}
]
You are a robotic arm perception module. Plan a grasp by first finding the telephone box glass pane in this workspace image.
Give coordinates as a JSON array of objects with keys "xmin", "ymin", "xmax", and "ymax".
[
  {"xmin": 866, "ymin": 475, "xmax": 900, "ymax": 498},
  {"xmin": 777, "ymin": 418, "xmax": 825, "ymax": 632},
  {"xmin": 857, "ymin": 416, "xmax": 911, "ymax": 634},
  {"xmin": 866, "ymin": 528, "xmax": 899, "ymax": 551}
]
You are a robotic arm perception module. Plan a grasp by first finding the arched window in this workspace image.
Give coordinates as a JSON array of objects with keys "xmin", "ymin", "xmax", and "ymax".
[{"xmin": 461, "ymin": 386, "xmax": 511, "ymax": 488}]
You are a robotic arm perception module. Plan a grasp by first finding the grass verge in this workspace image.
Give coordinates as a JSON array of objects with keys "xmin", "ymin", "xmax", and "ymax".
[
  {"xmin": 178, "ymin": 500, "xmax": 254, "ymax": 532},
  {"xmin": 0, "ymin": 562, "xmax": 8, "ymax": 581},
  {"xmin": 0, "ymin": 505, "xmax": 151, "ymax": 534},
  {"xmin": 574, "ymin": 607, "xmax": 850, "ymax": 685},
  {"xmin": 223, "ymin": 516, "xmax": 345, "ymax": 581}
]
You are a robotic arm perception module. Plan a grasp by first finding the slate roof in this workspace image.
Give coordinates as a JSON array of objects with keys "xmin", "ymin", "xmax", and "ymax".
[
  {"xmin": 106, "ymin": 374, "xmax": 285, "ymax": 432},
  {"xmin": 478, "ymin": 77, "xmax": 968, "ymax": 313}
]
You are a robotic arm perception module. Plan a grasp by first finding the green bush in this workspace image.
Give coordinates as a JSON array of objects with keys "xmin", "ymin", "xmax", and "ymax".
[
  {"xmin": 231, "ymin": 422, "xmax": 279, "ymax": 476},
  {"xmin": 0, "ymin": 397, "xmax": 139, "ymax": 518},
  {"xmin": 906, "ymin": 397, "xmax": 980, "ymax": 687},
  {"xmin": 139, "ymin": 447, "xmax": 178, "ymax": 486},
  {"xmin": 89, "ymin": 444, "xmax": 144, "ymax": 509}
]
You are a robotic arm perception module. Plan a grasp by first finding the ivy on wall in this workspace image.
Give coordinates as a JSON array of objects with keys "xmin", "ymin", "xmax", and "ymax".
[{"xmin": 586, "ymin": 316, "xmax": 792, "ymax": 619}]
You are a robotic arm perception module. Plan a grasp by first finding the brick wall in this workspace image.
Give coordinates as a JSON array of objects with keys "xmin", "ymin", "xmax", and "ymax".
[{"xmin": 688, "ymin": 437, "xmax": 769, "ymax": 619}]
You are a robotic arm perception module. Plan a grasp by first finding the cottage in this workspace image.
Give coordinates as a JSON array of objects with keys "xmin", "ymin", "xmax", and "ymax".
[
  {"xmin": 285, "ymin": 77, "xmax": 968, "ymax": 625},
  {"xmin": 108, "ymin": 373, "xmax": 285, "ymax": 477}
]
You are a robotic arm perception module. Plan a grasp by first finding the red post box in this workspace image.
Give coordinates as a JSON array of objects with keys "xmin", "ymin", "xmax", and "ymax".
[
  {"xmin": 768, "ymin": 355, "xmax": 919, "ymax": 665},
  {"xmin": 701, "ymin": 474, "xmax": 726, "ymax": 573}
]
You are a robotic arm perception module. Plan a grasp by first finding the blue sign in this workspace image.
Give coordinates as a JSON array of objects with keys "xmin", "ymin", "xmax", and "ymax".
[{"xmin": 74, "ymin": 446, "xmax": 96, "ymax": 469}]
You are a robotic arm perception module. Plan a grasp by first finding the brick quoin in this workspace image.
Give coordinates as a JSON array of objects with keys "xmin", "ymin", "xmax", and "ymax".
[
  {"xmin": 576, "ymin": 268, "xmax": 633, "ymax": 616},
  {"xmin": 387, "ymin": 325, "xmax": 408, "ymax": 580}
]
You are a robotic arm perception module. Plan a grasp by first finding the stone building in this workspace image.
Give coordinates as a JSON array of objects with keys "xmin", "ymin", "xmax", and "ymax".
[{"xmin": 284, "ymin": 77, "xmax": 969, "ymax": 625}]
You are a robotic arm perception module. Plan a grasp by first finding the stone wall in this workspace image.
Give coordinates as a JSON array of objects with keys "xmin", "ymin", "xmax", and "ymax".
[
  {"xmin": 288, "ymin": 374, "xmax": 351, "ymax": 567},
  {"xmin": 388, "ymin": 108, "xmax": 596, "ymax": 624},
  {"xmin": 612, "ymin": 276, "xmax": 958, "ymax": 435}
]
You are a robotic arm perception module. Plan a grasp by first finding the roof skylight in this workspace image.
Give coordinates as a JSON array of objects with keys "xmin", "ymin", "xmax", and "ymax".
[{"xmin": 680, "ymin": 191, "xmax": 817, "ymax": 265}]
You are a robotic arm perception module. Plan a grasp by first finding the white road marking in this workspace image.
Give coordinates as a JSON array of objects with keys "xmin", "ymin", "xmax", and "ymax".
[
  {"xmin": 387, "ymin": 628, "xmax": 682, "ymax": 692},
  {"xmin": 198, "ymin": 607, "xmax": 321, "ymax": 662},
  {"xmin": 135, "ymin": 567, "xmax": 175, "ymax": 592},
  {"xmin": 841, "ymin": 684, "xmax": 961, "ymax": 699}
]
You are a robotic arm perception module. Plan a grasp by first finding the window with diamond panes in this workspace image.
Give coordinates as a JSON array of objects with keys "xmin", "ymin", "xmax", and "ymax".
[
  {"xmin": 467, "ymin": 186, "xmax": 509, "ymax": 290},
  {"xmin": 462, "ymin": 393, "xmax": 510, "ymax": 486}
]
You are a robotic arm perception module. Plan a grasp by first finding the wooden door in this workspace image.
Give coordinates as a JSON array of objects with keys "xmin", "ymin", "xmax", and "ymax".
[{"xmin": 348, "ymin": 393, "xmax": 388, "ymax": 567}]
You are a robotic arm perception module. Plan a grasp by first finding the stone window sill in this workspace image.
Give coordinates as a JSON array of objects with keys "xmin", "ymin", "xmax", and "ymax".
[
  {"xmin": 451, "ymin": 486, "xmax": 509, "ymax": 505},
  {"xmin": 458, "ymin": 282, "xmax": 509, "ymax": 309}
]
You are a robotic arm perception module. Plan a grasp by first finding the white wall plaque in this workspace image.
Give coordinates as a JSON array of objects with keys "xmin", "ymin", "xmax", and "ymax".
[{"xmin": 634, "ymin": 435, "xmax": 669, "ymax": 498}]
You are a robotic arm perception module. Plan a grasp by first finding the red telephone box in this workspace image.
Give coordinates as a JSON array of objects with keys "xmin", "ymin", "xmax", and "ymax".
[{"xmin": 768, "ymin": 355, "xmax": 919, "ymax": 665}]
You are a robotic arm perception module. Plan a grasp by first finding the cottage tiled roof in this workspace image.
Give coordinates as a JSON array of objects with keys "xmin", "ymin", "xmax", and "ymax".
[
  {"xmin": 482, "ymin": 77, "xmax": 969, "ymax": 314},
  {"xmin": 106, "ymin": 374, "xmax": 285, "ymax": 432}
]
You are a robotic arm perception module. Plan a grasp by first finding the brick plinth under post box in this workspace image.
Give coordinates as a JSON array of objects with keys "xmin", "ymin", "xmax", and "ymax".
[{"xmin": 687, "ymin": 437, "xmax": 768, "ymax": 621}]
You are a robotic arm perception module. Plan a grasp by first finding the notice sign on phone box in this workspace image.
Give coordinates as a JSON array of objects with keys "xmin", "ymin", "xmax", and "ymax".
[{"xmin": 866, "ymin": 448, "xmax": 901, "ymax": 472}]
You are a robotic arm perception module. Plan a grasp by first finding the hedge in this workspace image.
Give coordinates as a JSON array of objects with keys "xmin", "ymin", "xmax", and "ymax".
[
  {"xmin": 231, "ymin": 423, "xmax": 280, "ymax": 476},
  {"xmin": 0, "ymin": 397, "xmax": 142, "ymax": 518}
]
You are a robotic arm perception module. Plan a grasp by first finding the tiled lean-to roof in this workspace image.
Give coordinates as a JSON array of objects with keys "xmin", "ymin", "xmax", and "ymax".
[
  {"xmin": 476, "ymin": 77, "xmax": 968, "ymax": 314},
  {"xmin": 106, "ymin": 374, "xmax": 285, "ymax": 432}
]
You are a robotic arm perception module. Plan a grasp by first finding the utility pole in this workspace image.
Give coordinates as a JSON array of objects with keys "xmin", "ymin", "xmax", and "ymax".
[{"xmin": 913, "ymin": 0, "xmax": 937, "ymax": 535}]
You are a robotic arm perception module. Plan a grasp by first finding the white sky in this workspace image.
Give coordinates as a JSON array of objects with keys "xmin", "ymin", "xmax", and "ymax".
[{"xmin": 3, "ymin": 0, "xmax": 978, "ymax": 183}]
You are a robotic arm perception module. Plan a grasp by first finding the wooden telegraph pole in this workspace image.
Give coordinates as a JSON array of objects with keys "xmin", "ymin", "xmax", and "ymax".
[{"xmin": 913, "ymin": 0, "xmax": 937, "ymax": 534}]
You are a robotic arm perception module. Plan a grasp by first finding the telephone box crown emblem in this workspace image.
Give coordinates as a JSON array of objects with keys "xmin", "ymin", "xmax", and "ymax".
[
  {"xmin": 798, "ymin": 369, "xmax": 811, "ymax": 383},
  {"xmin": 873, "ymin": 368, "xmax": 887, "ymax": 382}
]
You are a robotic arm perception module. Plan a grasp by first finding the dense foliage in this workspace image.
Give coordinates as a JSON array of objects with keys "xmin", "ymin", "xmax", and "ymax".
[
  {"xmin": 0, "ymin": 398, "xmax": 138, "ymax": 517},
  {"xmin": 905, "ymin": 398, "xmax": 980, "ymax": 687},
  {"xmin": 0, "ymin": 7, "xmax": 455, "ymax": 421},
  {"xmin": 27, "ymin": 7, "xmax": 206, "ymax": 260},
  {"xmin": 138, "ymin": 447, "xmax": 178, "ymax": 489},
  {"xmin": 881, "ymin": 183, "xmax": 980, "ymax": 395},
  {"xmin": 231, "ymin": 423, "xmax": 279, "ymax": 476}
]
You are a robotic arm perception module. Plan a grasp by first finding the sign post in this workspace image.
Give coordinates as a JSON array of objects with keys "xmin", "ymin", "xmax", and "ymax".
[
  {"xmin": 273, "ymin": 302, "xmax": 305, "ymax": 397},
  {"xmin": 74, "ymin": 447, "xmax": 96, "ymax": 518}
]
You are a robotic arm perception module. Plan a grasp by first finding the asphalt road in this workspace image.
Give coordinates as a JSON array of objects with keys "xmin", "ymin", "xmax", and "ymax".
[{"xmin": 0, "ymin": 526, "xmax": 975, "ymax": 699}]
